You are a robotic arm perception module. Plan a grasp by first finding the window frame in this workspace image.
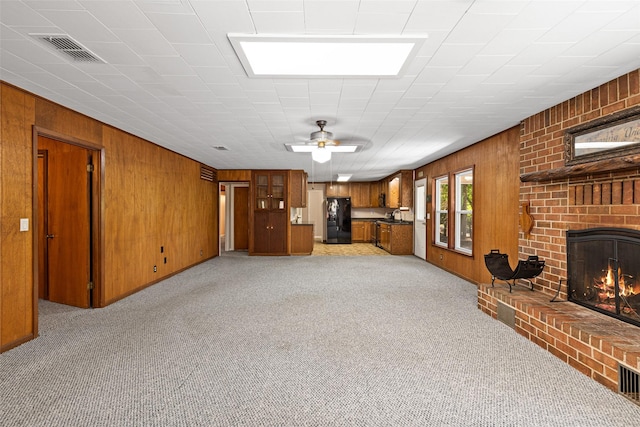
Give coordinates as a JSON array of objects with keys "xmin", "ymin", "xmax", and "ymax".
[
  {"xmin": 434, "ymin": 175, "xmax": 449, "ymax": 248},
  {"xmin": 431, "ymin": 166, "xmax": 474, "ymax": 256},
  {"xmin": 454, "ymin": 168, "xmax": 473, "ymax": 255}
]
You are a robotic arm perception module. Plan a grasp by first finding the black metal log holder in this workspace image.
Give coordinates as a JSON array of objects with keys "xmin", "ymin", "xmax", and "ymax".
[{"xmin": 484, "ymin": 249, "xmax": 546, "ymax": 293}]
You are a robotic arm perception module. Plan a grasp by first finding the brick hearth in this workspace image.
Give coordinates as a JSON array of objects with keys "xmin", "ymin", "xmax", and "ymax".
[{"xmin": 478, "ymin": 283, "xmax": 640, "ymax": 392}]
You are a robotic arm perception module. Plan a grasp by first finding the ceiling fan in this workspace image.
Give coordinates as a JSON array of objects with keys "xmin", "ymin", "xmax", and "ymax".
[
  {"xmin": 284, "ymin": 119, "xmax": 363, "ymax": 163},
  {"xmin": 309, "ymin": 120, "xmax": 340, "ymax": 149}
]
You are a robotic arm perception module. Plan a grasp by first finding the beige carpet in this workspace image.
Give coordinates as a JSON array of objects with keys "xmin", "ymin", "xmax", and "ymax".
[{"xmin": 312, "ymin": 242, "xmax": 389, "ymax": 256}]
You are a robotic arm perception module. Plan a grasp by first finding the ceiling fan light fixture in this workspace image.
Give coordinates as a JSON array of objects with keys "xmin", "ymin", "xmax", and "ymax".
[{"xmin": 311, "ymin": 147, "xmax": 331, "ymax": 163}]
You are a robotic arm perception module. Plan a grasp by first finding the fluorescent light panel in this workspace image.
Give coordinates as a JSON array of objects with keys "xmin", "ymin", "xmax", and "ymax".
[
  {"xmin": 228, "ymin": 34, "xmax": 427, "ymax": 78},
  {"xmin": 337, "ymin": 174, "xmax": 352, "ymax": 182}
]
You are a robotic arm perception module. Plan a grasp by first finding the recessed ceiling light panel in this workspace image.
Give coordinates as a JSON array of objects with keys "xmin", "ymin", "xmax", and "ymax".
[{"xmin": 228, "ymin": 34, "xmax": 427, "ymax": 78}]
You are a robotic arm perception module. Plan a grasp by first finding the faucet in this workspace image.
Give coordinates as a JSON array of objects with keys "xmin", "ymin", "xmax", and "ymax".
[{"xmin": 392, "ymin": 209, "xmax": 402, "ymax": 221}]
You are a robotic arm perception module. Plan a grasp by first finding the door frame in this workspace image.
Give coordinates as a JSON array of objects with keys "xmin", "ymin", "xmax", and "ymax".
[
  {"xmin": 32, "ymin": 127, "xmax": 105, "ymax": 332},
  {"xmin": 220, "ymin": 182, "xmax": 249, "ymax": 251},
  {"xmin": 414, "ymin": 177, "xmax": 427, "ymax": 260}
]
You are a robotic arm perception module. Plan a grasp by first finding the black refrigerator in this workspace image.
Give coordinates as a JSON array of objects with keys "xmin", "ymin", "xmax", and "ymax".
[{"xmin": 326, "ymin": 197, "xmax": 352, "ymax": 244}]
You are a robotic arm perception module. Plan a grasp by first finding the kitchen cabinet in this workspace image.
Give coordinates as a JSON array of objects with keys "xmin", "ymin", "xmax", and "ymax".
[
  {"xmin": 352, "ymin": 220, "xmax": 375, "ymax": 243},
  {"xmin": 385, "ymin": 170, "xmax": 414, "ymax": 208},
  {"xmin": 379, "ymin": 222, "xmax": 391, "ymax": 251},
  {"xmin": 350, "ymin": 182, "xmax": 372, "ymax": 208},
  {"xmin": 326, "ymin": 182, "xmax": 349, "ymax": 197},
  {"xmin": 388, "ymin": 175, "xmax": 401, "ymax": 208},
  {"xmin": 370, "ymin": 181, "xmax": 383, "ymax": 207},
  {"xmin": 251, "ymin": 170, "xmax": 288, "ymax": 255},
  {"xmin": 291, "ymin": 224, "xmax": 313, "ymax": 255},
  {"xmin": 290, "ymin": 170, "xmax": 307, "ymax": 208},
  {"xmin": 400, "ymin": 170, "xmax": 414, "ymax": 208},
  {"xmin": 352, "ymin": 221, "xmax": 365, "ymax": 242},
  {"xmin": 377, "ymin": 221, "xmax": 413, "ymax": 255}
]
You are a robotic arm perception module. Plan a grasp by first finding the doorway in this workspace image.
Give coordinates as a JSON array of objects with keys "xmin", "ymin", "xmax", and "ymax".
[
  {"xmin": 414, "ymin": 178, "xmax": 427, "ymax": 260},
  {"xmin": 36, "ymin": 133, "xmax": 102, "ymax": 309},
  {"xmin": 220, "ymin": 182, "xmax": 250, "ymax": 252}
]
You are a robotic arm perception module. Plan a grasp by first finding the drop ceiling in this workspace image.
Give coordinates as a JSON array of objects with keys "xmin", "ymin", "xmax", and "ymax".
[{"xmin": 1, "ymin": 0, "xmax": 639, "ymax": 182}]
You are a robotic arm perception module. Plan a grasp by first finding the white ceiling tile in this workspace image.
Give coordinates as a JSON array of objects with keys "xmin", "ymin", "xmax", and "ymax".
[
  {"xmin": 251, "ymin": 12, "xmax": 305, "ymax": 33},
  {"xmin": 88, "ymin": 42, "xmax": 146, "ymax": 66},
  {"xmin": 33, "ymin": 10, "xmax": 119, "ymax": 42},
  {"xmin": 428, "ymin": 44, "xmax": 485, "ymax": 67},
  {"xmin": 173, "ymin": 43, "xmax": 226, "ymax": 67},
  {"xmin": 81, "ymin": 1, "xmax": 155, "ymax": 30},
  {"xmin": 112, "ymin": 28, "xmax": 177, "ymax": 55},
  {"xmin": 354, "ymin": 13, "xmax": 410, "ymax": 34},
  {"xmin": 304, "ymin": 1, "xmax": 359, "ymax": 32},
  {"xmin": 2, "ymin": 1, "xmax": 56, "ymax": 27},
  {"xmin": 146, "ymin": 13, "xmax": 211, "ymax": 44}
]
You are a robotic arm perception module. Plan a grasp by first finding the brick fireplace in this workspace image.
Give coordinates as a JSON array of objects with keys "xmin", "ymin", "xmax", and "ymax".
[{"xmin": 478, "ymin": 70, "xmax": 640, "ymax": 397}]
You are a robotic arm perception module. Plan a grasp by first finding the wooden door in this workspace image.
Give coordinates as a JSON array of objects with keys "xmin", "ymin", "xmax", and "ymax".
[
  {"xmin": 40, "ymin": 137, "xmax": 91, "ymax": 308},
  {"xmin": 233, "ymin": 186, "xmax": 249, "ymax": 250}
]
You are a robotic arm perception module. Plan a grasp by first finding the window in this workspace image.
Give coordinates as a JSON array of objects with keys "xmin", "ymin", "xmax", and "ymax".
[
  {"xmin": 434, "ymin": 176, "xmax": 448, "ymax": 247},
  {"xmin": 432, "ymin": 168, "xmax": 474, "ymax": 255},
  {"xmin": 455, "ymin": 169, "xmax": 473, "ymax": 254}
]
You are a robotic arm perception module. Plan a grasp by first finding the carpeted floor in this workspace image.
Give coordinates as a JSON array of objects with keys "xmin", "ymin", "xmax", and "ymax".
[{"xmin": 2, "ymin": 255, "xmax": 639, "ymax": 426}]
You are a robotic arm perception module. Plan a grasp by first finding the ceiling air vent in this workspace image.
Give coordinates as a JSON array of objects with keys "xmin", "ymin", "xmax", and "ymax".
[
  {"xmin": 31, "ymin": 34, "xmax": 105, "ymax": 63},
  {"xmin": 212, "ymin": 146, "xmax": 228, "ymax": 151}
]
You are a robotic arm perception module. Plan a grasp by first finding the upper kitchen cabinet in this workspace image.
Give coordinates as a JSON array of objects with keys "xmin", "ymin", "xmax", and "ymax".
[
  {"xmin": 400, "ymin": 170, "xmax": 413, "ymax": 208},
  {"xmin": 290, "ymin": 170, "xmax": 308, "ymax": 208},
  {"xmin": 326, "ymin": 182, "xmax": 349, "ymax": 197},
  {"xmin": 350, "ymin": 182, "xmax": 371, "ymax": 208},
  {"xmin": 386, "ymin": 170, "xmax": 414, "ymax": 208}
]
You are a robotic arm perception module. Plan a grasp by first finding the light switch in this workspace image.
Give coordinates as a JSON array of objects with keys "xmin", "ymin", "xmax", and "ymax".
[{"xmin": 20, "ymin": 218, "xmax": 29, "ymax": 232}]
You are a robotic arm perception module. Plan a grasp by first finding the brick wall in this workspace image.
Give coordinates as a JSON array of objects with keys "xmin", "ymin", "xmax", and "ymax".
[{"xmin": 520, "ymin": 70, "xmax": 640, "ymax": 300}]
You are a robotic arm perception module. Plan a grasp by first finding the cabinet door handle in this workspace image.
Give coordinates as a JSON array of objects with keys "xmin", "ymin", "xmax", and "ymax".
[{"xmin": 46, "ymin": 234, "xmax": 55, "ymax": 239}]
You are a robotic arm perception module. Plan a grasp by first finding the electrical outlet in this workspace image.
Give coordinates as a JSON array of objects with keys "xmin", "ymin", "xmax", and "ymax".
[
  {"xmin": 153, "ymin": 265, "xmax": 157, "ymax": 272},
  {"xmin": 439, "ymin": 254, "xmax": 443, "ymax": 260},
  {"xmin": 200, "ymin": 249, "xmax": 203, "ymax": 256}
]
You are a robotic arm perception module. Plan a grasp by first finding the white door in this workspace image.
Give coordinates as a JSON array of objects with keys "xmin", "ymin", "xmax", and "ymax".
[{"xmin": 414, "ymin": 178, "xmax": 427, "ymax": 260}]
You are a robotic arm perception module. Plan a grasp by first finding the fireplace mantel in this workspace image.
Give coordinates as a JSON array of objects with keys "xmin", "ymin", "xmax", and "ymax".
[{"xmin": 520, "ymin": 153, "xmax": 640, "ymax": 182}]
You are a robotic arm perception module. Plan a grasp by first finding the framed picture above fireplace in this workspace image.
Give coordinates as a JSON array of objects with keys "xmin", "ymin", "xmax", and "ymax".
[{"xmin": 565, "ymin": 105, "xmax": 640, "ymax": 166}]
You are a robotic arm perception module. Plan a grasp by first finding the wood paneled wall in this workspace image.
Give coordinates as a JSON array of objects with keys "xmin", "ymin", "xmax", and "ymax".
[
  {"xmin": 1, "ymin": 84, "xmax": 36, "ymax": 350},
  {"xmin": 0, "ymin": 82, "xmax": 218, "ymax": 352},
  {"xmin": 415, "ymin": 126, "xmax": 521, "ymax": 284}
]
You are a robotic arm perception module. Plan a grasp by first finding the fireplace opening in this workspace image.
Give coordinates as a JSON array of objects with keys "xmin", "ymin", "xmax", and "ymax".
[{"xmin": 567, "ymin": 228, "xmax": 640, "ymax": 327}]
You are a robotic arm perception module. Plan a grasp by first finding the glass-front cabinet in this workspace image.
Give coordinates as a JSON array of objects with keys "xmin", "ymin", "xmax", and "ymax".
[
  {"xmin": 251, "ymin": 170, "xmax": 288, "ymax": 255},
  {"xmin": 254, "ymin": 171, "xmax": 286, "ymax": 211}
]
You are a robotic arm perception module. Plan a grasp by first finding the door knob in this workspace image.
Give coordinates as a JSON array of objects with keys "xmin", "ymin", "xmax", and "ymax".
[{"xmin": 46, "ymin": 234, "xmax": 55, "ymax": 239}]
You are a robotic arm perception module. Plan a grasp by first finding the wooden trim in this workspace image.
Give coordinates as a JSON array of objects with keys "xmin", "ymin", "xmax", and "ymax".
[
  {"xmin": 0, "ymin": 333, "xmax": 36, "ymax": 354},
  {"xmin": 31, "ymin": 127, "xmax": 39, "ymax": 339},
  {"xmin": 32, "ymin": 127, "xmax": 105, "ymax": 309},
  {"xmin": 520, "ymin": 154, "xmax": 640, "ymax": 182}
]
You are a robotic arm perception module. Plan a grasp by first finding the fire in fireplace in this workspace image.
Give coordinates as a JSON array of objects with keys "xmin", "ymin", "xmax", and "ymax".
[{"xmin": 567, "ymin": 228, "xmax": 640, "ymax": 327}]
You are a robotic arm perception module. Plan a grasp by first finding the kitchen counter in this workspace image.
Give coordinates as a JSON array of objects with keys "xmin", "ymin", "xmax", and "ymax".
[{"xmin": 376, "ymin": 221, "xmax": 413, "ymax": 255}]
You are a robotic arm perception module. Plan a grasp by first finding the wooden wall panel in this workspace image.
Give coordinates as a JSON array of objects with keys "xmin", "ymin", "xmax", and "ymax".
[
  {"xmin": 1, "ymin": 84, "xmax": 36, "ymax": 350},
  {"xmin": 218, "ymin": 169, "xmax": 251, "ymax": 181},
  {"xmin": 416, "ymin": 126, "xmax": 520, "ymax": 285},
  {"xmin": 1, "ymin": 82, "xmax": 218, "ymax": 350}
]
